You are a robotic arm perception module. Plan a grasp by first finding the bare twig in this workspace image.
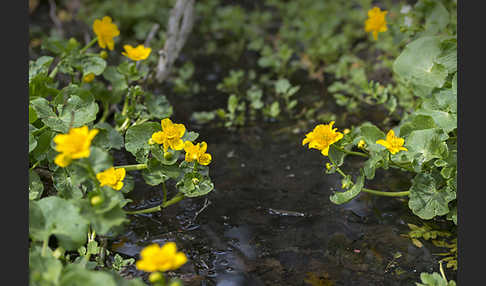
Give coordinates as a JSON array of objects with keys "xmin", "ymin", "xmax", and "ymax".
[
  {"xmin": 48, "ymin": 0, "xmax": 63, "ymax": 36},
  {"xmin": 155, "ymin": 0, "xmax": 195, "ymax": 83},
  {"xmin": 192, "ymin": 198, "xmax": 211, "ymax": 222}
]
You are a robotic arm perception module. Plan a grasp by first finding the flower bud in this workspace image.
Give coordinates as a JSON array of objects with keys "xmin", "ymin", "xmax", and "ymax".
[
  {"xmin": 99, "ymin": 50, "xmax": 108, "ymax": 59},
  {"xmin": 149, "ymin": 272, "xmax": 163, "ymax": 283},
  {"xmin": 164, "ymin": 152, "xmax": 173, "ymax": 161},
  {"xmin": 325, "ymin": 163, "xmax": 332, "ymax": 170},
  {"xmin": 52, "ymin": 247, "xmax": 65, "ymax": 259},
  {"xmin": 192, "ymin": 178, "xmax": 200, "ymax": 185},
  {"xmin": 68, "ymin": 37, "xmax": 78, "ymax": 46},
  {"xmin": 83, "ymin": 73, "xmax": 95, "ymax": 83},
  {"xmin": 90, "ymin": 195, "xmax": 103, "ymax": 206},
  {"xmin": 343, "ymin": 128, "xmax": 350, "ymax": 135},
  {"xmin": 357, "ymin": 140, "xmax": 366, "ymax": 149}
]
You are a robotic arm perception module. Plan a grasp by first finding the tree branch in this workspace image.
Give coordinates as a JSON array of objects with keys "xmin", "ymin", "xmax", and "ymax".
[{"xmin": 155, "ymin": 0, "xmax": 195, "ymax": 83}]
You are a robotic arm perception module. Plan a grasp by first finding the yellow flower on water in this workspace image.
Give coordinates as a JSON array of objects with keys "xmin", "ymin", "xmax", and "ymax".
[
  {"xmin": 122, "ymin": 44, "xmax": 151, "ymax": 61},
  {"xmin": 184, "ymin": 141, "xmax": 212, "ymax": 165},
  {"xmin": 302, "ymin": 121, "xmax": 344, "ymax": 156},
  {"xmin": 96, "ymin": 167, "xmax": 126, "ymax": 191},
  {"xmin": 150, "ymin": 118, "xmax": 186, "ymax": 152},
  {"xmin": 365, "ymin": 6, "xmax": 388, "ymax": 40},
  {"xmin": 92, "ymin": 16, "xmax": 120, "ymax": 50},
  {"xmin": 53, "ymin": 126, "xmax": 99, "ymax": 167},
  {"xmin": 83, "ymin": 73, "xmax": 95, "ymax": 83},
  {"xmin": 376, "ymin": 130, "xmax": 408, "ymax": 154},
  {"xmin": 136, "ymin": 242, "xmax": 188, "ymax": 272}
]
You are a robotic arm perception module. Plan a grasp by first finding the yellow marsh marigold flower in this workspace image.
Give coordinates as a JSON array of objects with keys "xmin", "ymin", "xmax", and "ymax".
[
  {"xmin": 96, "ymin": 167, "xmax": 126, "ymax": 191},
  {"xmin": 83, "ymin": 73, "xmax": 95, "ymax": 83},
  {"xmin": 184, "ymin": 141, "xmax": 212, "ymax": 165},
  {"xmin": 365, "ymin": 6, "xmax": 388, "ymax": 40},
  {"xmin": 122, "ymin": 44, "xmax": 151, "ymax": 61},
  {"xmin": 53, "ymin": 126, "xmax": 99, "ymax": 167},
  {"xmin": 136, "ymin": 242, "xmax": 187, "ymax": 272},
  {"xmin": 92, "ymin": 16, "xmax": 120, "ymax": 50},
  {"xmin": 302, "ymin": 121, "xmax": 344, "ymax": 156},
  {"xmin": 150, "ymin": 118, "xmax": 186, "ymax": 152},
  {"xmin": 376, "ymin": 130, "xmax": 408, "ymax": 154}
]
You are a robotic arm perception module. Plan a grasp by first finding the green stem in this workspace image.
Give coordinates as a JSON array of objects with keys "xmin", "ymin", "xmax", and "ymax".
[
  {"xmin": 126, "ymin": 193, "xmax": 185, "ymax": 215},
  {"xmin": 49, "ymin": 63, "xmax": 60, "ymax": 79},
  {"xmin": 41, "ymin": 238, "xmax": 49, "ymax": 257},
  {"xmin": 116, "ymin": 164, "xmax": 148, "ymax": 171},
  {"xmin": 162, "ymin": 181, "xmax": 167, "ymax": 204},
  {"xmin": 80, "ymin": 37, "xmax": 98, "ymax": 54},
  {"xmin": 32, "ymin": 125, "xmax": 48, "ymax": 135},
  {"xmin": 362, "ymin": 188, "xmax": 410, "ymax": 197},
  {"xmin": 98, "ymin": 101, "xmax": 111, "ymax": 123},
  {"xmin": 30, "ymin": 161, "xmax": 40, "ymax": 171},
  {"xmin": 335, "ymin": 146, "xmax": 368, "ymax": 158},
  {"xmin": 116, "ymin": 118, "xmax": 131, "ymax": 132}
]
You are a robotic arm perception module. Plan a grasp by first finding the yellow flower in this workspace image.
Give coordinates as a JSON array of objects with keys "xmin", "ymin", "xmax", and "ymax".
[
  {"xmin": 376, "ymin": 130, "xmax": 408, "ymax": 154},
  {"xmin": 53, "ymin": 126, "xmax": 99, "ymax": 167},
  {"xmin": 184, "ymin": 141, "xmax": 212, "ymax": 165},
  {"xmin": 92, "ymin": 16, "xmax": 120, "ymax": 50},
  {"xmin": 122, "ymin": 44, "xmax": 151, "ymax": 61},
  {"xmin": 302, "ymin": 121, "xmax": 344, "ymax": 156},
  {"xmin": 150, "ymin": 118, "xmax": 186, "ymax": 152},
  {"xmin": 365, "ymin": 6, "xmax": 388, "ymax": 40},
  {"xmin": 357, "ymin": 139, "xmax": 366, "ymax": 149},
  {"xmin": 343, "ymin": 128, "xmax": 350, "ymax": 135},
  {"xmin": 326, "ymin": 162, "xmax": 332, "ymax": 170},
  {"xmin": 83, "ymin": 73, "xmax": 95, "ymax": 83},
  {"xmin": 96, "ymin": 167, "xmax": 126, "ymax": 191},
  {"xmin": 136, "ymin": 242, "xmax": 188, "ymax": 272}
]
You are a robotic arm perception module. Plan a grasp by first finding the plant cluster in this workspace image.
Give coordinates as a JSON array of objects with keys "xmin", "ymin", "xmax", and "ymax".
[{"xmin": 29, "ymin": 15, "xmax": 214, "ymax": 285}]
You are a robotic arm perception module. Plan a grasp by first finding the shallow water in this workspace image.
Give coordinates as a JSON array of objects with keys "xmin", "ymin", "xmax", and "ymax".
[{"xmin": 109, "ymin": 120, "xmax": 445, "ymax": 286}]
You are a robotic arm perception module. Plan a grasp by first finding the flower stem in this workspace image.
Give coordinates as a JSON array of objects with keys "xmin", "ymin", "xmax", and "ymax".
[
  {"xmin": 116, "ymin": 164, "xmax": 148, "ymax": 171},
  {"xmin": 80, "ymin": 37, "xmax": 98, "ymax": 54},
  {"xmin": 362, "ymin": 188, "xmax": 410, "ymax": 197},
  {"xmin": 98, "ymin": 101, "xmax": 111, "ymax": 123},
  {"xmin": 125, "ymin": 193, "xmax": 185, "ymax": 215},
  {"xmin": 335, "ymin": 146, "xmax": 369, "ymax": 158}
]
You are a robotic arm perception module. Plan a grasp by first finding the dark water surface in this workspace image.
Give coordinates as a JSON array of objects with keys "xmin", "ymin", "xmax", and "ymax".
[{"xmin": 110, "ymin": 120, "xmax": 442, "ymax": 286}]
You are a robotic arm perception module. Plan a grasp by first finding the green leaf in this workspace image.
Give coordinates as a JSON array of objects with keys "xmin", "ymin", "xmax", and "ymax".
[
  {"xmin": 80, "ymin": 54, "xmax": 106, "ymax": 75},
  {"xmin": 93, "ymin": 122, "xmax": 124, "ymax": 150},
  {"xmin": 142, "ymin": 158, "xmax": 182, "ymax": 186},
  {"xmin": 268, "ymin": 101, "xmax": 280, "ymax": 118},
  {"xmin": 60, "ymin": 264, "xmax": 118, "ymax": 286},
  {"xmin": 52, "ymin": 167, "xmax": 84, "ymax": 200},
  {"xmin": 125, "ymin": 122, "xmax": 161, "ymax": 163},
  {"xmin": 408, "ymin": 173, "xmax": 456, "ymax": 220},
  {"xmin": 416, "ymin": 271, "xmax": 455, "ymax": 286},
  {"xmin": 29, "ymin": 132, "xmax": 38, "ymax": 153},
  {"xmin": 31, "ymin": 129, "xmax": 55, "ymax": 162},
  {"xmin": 78, "ymin": 191, "xmax": 128, "ymax": 235},
  {"xmin": 359, "ymin": 123, "xmax": 386, "ymax": 152},
  {"xmin": 393, "ymin": 36, "xmax": 448, "ymax": 89},
  {"xmin": 416, "ymin": 108, "xmax": 456, "ymax": 134},
  {"xmin": 182, "ymin": 131, "xmax": 199, "ymax": 142},
  {"xmin": 29, "ymin": 105, "xmax": 38, "ymax": 123},
  {"xmin": 29, "ymin": 245, "xmax": 63, "ymax": 286},
  {"xmin": 176, "ymin": 173, "xmax": 214, "ymax": 197},
  {"xmin": 85, "ymin": 147, "xmax": 113, "ymax": 174},
  {"xmin": 363, "ymin": 152, "xmax": 383, "ymax": 180},
  {"xmin": 29, "ymin": 170, "xmax": 44, "ymax": 200},
  {"xmin": 399, "ymin": 115, "xmax": 437, "ymax": 138},
  {"xmin": 447, "ymin": 205, "xmax": 457, "ymax": 225},
  {"xmin": 330, "ymin": 172, "xmax": 364, "ymax": 205},
  {"xmin": 328, "ymin": 145, "xmax": 345, "ymax": 167},
  {"xmin": 103, "ymin": 66, "xmax": 128, "ymax": 95},
  {"xmin": 424, "ymin": 1, "xmax": 450, "ymax": 35},
  {"xmin": 435, "ymin": 38, "xmax": 457, "ymax": 74},
  {"xmin": 149, "ymin": 145, "xmax": 178, "ymax": 165},
  {"xmin": 29, "ymin": 56, "xmax": 54, "ymax": 83},
  {"xmin": 275, "ymin": 78, "xmax": 291, "ymax": 94},
  {"xmin": 405, "ymin": 128, "xmax": 448, "ymax": 165},
  {"xmin": 145, "ymin": 92, "xmax": 173, "ymax": 120},
  {"xmin": 29, "ymin": 197, "xmax": 89, "ymax": 250}
]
